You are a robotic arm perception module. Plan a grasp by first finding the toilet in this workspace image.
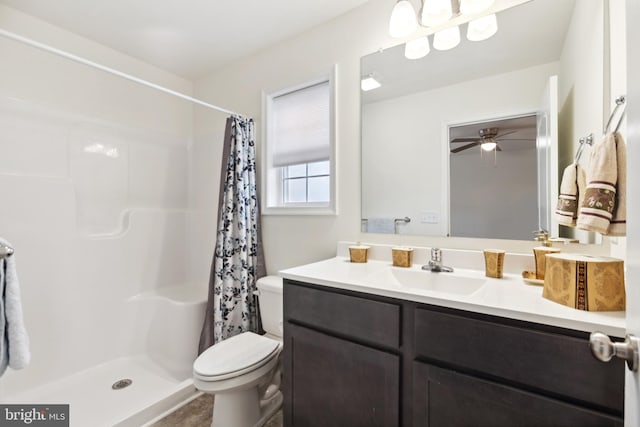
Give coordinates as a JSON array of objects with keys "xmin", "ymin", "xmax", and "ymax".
[{"xmin": 193, "ymin": 276, "xmax": 283, "ymax": 427}]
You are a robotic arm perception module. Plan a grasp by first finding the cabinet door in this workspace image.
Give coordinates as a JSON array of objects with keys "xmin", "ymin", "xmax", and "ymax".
[
  {"xmin": 414, "ymin": 307, "xmax": 624, "ymax": 413},
  {"xmin": 412, "ymin": 363, "xmax": 623, "ymax": 427},
  {"xmin": 284, "ymin": 323, "xmax": 400, "ymax": 427}
]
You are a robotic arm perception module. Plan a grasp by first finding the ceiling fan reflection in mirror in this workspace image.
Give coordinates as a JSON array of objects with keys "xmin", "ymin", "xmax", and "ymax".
[{"xmin": 450, "ymin": 127, "xmax": 532, "ymax": 153}]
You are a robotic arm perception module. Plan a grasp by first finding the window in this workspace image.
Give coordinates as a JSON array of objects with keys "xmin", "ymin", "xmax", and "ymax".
[
  {"xmin": 263, "ymin": 70, "xmax": 336, "ymax": 214},
  {"xmin": 283, "ymin": 161, "xmax": 330, "ymax": 204}
]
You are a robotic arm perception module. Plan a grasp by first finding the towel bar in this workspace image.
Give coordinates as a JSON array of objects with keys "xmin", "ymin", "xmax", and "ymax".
[
  {"xmin": 394, "ymin": 217, "xmax": 411, "ymax": 234},
  {"xmin": 0, "ymin": 245, "xmax": 14, "ymax": 259}
]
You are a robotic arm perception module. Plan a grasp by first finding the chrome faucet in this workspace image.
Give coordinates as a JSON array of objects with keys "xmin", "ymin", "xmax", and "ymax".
[{"xmin": 422, "ymin": 248, "xmax": 454, "ymax": 273}]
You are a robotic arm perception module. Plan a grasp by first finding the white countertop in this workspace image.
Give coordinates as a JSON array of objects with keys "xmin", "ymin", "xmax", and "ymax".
[{"xmin": 280, "ymin": 256, "xmax": 626, "ymax": 337}]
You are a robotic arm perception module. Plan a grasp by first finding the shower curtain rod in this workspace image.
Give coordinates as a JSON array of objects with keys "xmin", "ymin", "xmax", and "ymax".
[{"xmin": 0, "ymin": 28, "xmax": 241, "ymax": 117}]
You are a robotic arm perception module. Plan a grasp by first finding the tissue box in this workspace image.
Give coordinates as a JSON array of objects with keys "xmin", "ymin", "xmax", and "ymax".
[
  {"xmin": 392, "ymin": 248, "xmax": 413, "ymax": 267},
  {"xmin": 542, "ymin": 254, "xmax": 625, "ymax": 311}
]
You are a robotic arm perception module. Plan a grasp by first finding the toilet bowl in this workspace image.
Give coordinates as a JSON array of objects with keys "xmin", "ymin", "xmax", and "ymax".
[{"xmin": 193, "ymin": 276, "xmax": 283, "ymax": 427}]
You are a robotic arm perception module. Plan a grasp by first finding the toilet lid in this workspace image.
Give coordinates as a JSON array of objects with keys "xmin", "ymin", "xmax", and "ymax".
[{"xmin": 194, "ymin": 332, "xmax": 281, "ymax": 380}]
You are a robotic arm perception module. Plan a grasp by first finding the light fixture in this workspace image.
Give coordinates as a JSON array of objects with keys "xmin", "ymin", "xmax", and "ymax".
[
  {"xmin": 433, "ymin": 26, "xmax": 460, "ymax": 50},
  {"xmin": 389, "ymin": 0, "xmax": 418, "ymax": 38},
  {"xmin": 361, "ymin": 74, "xmax": 381, "ymax": 91},
  {"xmin": 467, "ymin": 14, "xmax": 498, "ymax": 41},
  {"xmin": 460, "ymin": 0, "xmax": 494, "ymax": 15},
  {"xmin": 481, "ymin": 140, "xmax": 497, "ymax": 151},
  {"xmin": 420, "ymin": 0, "xmax": 452, "ymax": 27},
  {"xmin": 405, "ymin": 36, "xmax": 431, "ymax": 59},
  {"xmin": 388, "ymin": 1, "xmax": 499, "ymax": 60}
]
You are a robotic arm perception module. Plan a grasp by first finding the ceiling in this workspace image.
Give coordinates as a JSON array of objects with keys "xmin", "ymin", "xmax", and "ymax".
[
  {"xmin": 0, "ymin": 0, "xmax": 371, "ymax": 79},
  {"xmin": 449, "ymin": 114, "xmax": 538, "ymax": 154}
]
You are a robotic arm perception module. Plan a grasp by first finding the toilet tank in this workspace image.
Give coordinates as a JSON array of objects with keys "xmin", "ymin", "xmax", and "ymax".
[{"xmin": 256, "ymin": 276, "xmax": 283, "ymax": 338}]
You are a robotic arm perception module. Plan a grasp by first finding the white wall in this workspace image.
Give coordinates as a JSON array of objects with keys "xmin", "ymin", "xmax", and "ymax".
[
  {"xmin": 0, "ymin": 6, "xmax": 195, "ymax": 395},
  {"xmin": 190, "ymin": 0, "xmax": 393, "ymax": 276},
  {"xmin": 192, "ymin": 0, "xmax": 608, "ymax": 275},
  {"xmin": 556, "ymin": 0, "xmax": 605, "ymax": 243},
  {"xmin": 362, "ymin": 63, "xmax": 557, "ymax": 237},
  {"xmin": 558, "ymin": 0, "xmax": 605, "ymax": 169}
]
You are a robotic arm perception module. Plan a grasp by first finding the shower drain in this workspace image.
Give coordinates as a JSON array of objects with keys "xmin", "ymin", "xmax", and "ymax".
[{"xmin": 111, "ymin": 379, "xmax": 133, "ymax": 390}]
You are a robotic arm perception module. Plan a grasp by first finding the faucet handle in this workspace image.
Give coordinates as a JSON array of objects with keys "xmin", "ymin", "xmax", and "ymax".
[
  {"xmin": 431, "ymin": 247, "xmax": 442, "ymax": 262},
  {"xmin": 532, "ymin": 229, "xmax": 552, "ymax": 247}
]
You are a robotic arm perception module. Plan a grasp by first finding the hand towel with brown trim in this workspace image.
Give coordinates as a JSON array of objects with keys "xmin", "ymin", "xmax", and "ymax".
[
  {"xmin": 555, "ymin": 163, "xmax": 586, "ymax": 226},
  {"xmin": 608, "ymin": 132, "xmax": 626, "ymax": 236},
  {"xmin": 577, "ymin": 132, "xmax": 626, "ymax": 235}
]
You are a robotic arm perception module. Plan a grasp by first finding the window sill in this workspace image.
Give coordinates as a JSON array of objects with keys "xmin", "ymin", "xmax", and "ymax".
[{"xmin": 262, "ymin": 205, "xmax": 337, "ymax": 216}]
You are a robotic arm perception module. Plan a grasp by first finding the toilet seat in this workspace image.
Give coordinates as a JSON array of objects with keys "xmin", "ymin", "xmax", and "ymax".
[{"xmin": 194, "ymin": 332, "xmax": 281, "ymax": 381}]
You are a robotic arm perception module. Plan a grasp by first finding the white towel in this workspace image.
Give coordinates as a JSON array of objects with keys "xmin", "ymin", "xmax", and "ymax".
[
  {"xmin": 365, "ymin": 218, "xmax": 396, "ymax": 234},
  {"xmin": 0, "ymin": 239, "xmax": 30, "ymax": 377},
  {"xmin": 555, "ymin": 163, "xmax": 586, "ymax": 226},
  {"xmin": 577, "ymin": 132, "xmax": 626, "ymax": 235}
]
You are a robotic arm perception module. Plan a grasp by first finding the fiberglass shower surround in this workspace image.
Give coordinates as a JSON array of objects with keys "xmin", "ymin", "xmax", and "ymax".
[{"xmin": 0, "ymin": 27, "xmax": 237, "ymax": 426}]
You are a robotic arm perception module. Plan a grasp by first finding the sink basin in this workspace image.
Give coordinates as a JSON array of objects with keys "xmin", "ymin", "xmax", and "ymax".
[{"xmin": 368, "ymin": 267, "xmax": 486, "ymax": 296}]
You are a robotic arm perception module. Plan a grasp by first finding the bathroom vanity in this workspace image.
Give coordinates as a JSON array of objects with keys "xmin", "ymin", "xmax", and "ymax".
[{"xmin": 280, "ymin": 252, "xmax": 626, "ymax": 427}]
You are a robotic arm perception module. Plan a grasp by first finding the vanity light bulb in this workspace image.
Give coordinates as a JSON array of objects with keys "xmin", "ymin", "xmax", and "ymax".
[
  {"xmin": 467, "ymin": 14, "xmax": 498, "ymax": 41},
  {"xmin": 389, "ymin": 0, "xmax": 418, "ymax": 38},
  {"xmin": 460, "ymin": 0, "xmax": 495, "ymax": 15},
  {"xmin": 420, "ymin": 0, "xmax": 453, "ymax": 27},
  {"xmin": 405, "ymin": 36, "xmax": 431, "ymax": 59},
  {"xmin": 433, "ymin": 26, "xmax": 460, "ymax": 51}
]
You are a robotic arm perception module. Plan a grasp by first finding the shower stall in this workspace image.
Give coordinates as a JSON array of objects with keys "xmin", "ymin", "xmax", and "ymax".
[{"xmin": 0, "ymin": 12, "xmax": 223, "ymax": 426}]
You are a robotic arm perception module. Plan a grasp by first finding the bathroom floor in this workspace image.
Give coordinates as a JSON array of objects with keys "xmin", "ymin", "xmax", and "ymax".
[{"xmin": 151, "ymin": 395, "xmax": 283, "ymax": 427}]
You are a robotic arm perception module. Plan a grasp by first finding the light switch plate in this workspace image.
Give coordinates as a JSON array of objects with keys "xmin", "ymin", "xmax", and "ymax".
[{"xmin": 420, "ymin": 211, "xmax": 439, "ymax": 224}]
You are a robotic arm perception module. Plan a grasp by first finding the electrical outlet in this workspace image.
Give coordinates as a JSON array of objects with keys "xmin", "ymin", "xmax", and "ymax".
[{"xmin": 420, "ymin": 211, "xmax": 439, "ymax": 224}]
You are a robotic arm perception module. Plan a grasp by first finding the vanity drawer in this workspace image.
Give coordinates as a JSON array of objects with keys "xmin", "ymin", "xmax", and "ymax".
[
  {"xmin": 284, "ymin": 280, "xmax": 401, "ymax": 349},
  {"xmin": 414, "ymin": 307, "xmax": 624, "ymax": 413}
]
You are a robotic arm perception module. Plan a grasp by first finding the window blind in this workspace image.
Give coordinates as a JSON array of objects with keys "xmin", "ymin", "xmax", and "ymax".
[{"xmin": 271, "ymin": 81, "xmax": 330, "ymax": 167}]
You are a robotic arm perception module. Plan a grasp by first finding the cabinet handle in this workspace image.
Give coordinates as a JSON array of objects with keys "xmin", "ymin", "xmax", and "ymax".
[{"xmin": 590, "ymin": 332, "xmax": 639, "ymax": 372}]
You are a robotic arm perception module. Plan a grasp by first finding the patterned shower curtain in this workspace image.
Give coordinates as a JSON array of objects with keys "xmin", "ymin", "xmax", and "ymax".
[{"xmin": 198, "ymin": 115, "xmax": 266, "ymax": 353}]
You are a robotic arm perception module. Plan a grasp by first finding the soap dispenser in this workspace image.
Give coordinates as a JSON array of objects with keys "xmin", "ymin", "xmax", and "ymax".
[{"xmin": 532, "ymin": 230, "xmax": 560, "ymax": 280}]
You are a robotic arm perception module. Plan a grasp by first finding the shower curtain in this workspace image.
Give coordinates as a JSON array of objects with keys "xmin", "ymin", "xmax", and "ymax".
[{"xmin": 198, "ymin": 115, "xmax": 266, "ymax": 353}]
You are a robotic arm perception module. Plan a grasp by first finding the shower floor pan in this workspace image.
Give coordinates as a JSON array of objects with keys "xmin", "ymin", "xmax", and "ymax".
[{"xmin": 5, "ymin": 355, "xmax": 198, "ymax": 427}]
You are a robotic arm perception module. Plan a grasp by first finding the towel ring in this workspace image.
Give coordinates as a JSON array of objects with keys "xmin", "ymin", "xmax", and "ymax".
[
  {"xmin": 574, "ymin": 133, "xmax": 594, "ymax": 163},
  {"xmin": 604, "ymin": 95, "xmax": 626, "ymax": 134}
]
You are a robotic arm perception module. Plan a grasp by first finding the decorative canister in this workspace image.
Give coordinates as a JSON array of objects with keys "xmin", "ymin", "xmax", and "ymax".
[
  {"xmin": 543, "ymin": 253, "xmax": 625, "ymax": 311},
  {"xmin": 392, "ymin": 247, "xmax": 413, "ymax": 267},
  {"xmin": 349, "ymin": 245, "xmax": 370, "ymax": 263},
  {"xmin": 483, "ymin": 249, "xmax": 505, "ymax": 279}
]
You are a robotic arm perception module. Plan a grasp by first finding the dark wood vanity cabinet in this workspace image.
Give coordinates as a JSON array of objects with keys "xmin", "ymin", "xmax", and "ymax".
[
  {"xmin": 283, "ymin": 279, "xmax": 625, "ymax": 427},
  {"xmin": 283, "ymin": 280, "xmax": 402, "ymax": 427}
]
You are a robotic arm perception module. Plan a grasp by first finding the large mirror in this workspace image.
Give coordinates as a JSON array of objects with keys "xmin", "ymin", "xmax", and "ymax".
[{"xmin": 361, "ymin": 0, "xmax": 607, "ymax": 242}]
